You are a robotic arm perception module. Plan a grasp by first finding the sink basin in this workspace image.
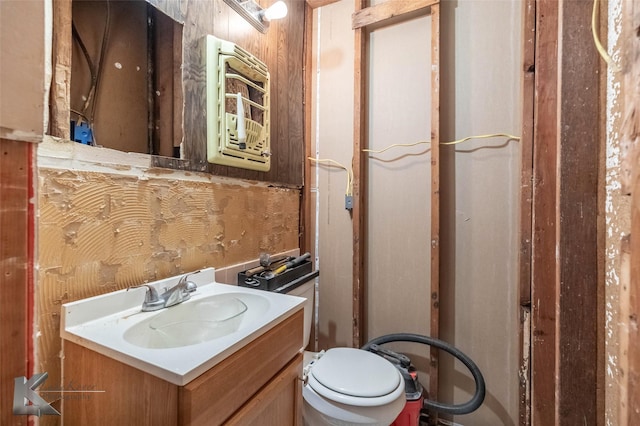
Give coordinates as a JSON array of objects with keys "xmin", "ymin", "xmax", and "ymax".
[
  {"xmin": 123, "ymin": 293, "xmax": 268, "ymax": 349},
  {"xmin": 60, "ymin": 267, "xmax": 305, "ymax": 385}
]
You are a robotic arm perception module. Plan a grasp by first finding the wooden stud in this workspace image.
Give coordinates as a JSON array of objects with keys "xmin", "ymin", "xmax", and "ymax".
[
  {"xmin": 349, "ymin": 0, "xmax": 441, "ymax": 389},
  {"xmin": 623, "ymin": 1, "xmax": 640, "ymax": 423},
  {"xmin": 50, "ymin": 0, "xmax": 72, "ymax": 139},
  {"xmin": 619, "ymin": 235, "xmax": 630, "ymax": 426},
  {"xmin": 173, "ymin": 21, "xmax": 183, "ymax": 151},
  {"xmin": 429, "ymin": 2, "xmax": 440, "ymax": 409},
  {"xmin": 352, "ymin": 0, "xmax": 368, "ymax": 349},
  {"xmin": 305, "ymin": 0, "xmax": 340, "ymax": 10},
  {"xmin": 629, "ymin": 175, "xmax": 640, "ymax": 425},
  {"xmin": 556, "ymin": 1, "xmax": 600, "ymax": 423},
  {"xmin": 531, "ymin": 0, "xmax": 601, "ymax": 424},
  {"xmin": 531, "ymin": 1, "xmax": 559, "ymax": 424},
  {"xmin": 302, "ymin": 1, "xmax": 314, "ymax": 348},
  {"xmin": 352, "ymin": 0, "xmax": 438, "ymax": 30},
  {"xmin": 519, "ymin": 0, "xmax": 536, "ymax": 423}
]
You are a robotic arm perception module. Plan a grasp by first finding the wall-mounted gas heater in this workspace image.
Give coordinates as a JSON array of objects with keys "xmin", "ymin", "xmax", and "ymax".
[{"xmin": 203, "ymin": 35, "xmax": 270, "ymax": 171}]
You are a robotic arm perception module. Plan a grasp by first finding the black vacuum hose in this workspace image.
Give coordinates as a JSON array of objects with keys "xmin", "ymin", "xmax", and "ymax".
[{"xmin": 361, "ymin": 333, "xmax": 486, "ymax": 415}]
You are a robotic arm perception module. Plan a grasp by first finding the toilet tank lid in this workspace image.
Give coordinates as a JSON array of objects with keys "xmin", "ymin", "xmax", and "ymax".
[{"xmin": 309, "ymin": 348, "xmax": 402, "ymax": 399}]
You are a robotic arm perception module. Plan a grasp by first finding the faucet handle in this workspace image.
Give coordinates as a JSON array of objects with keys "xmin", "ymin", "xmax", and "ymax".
[
  {"xmin": 184, "ymin": 280, "xmax": 197, "ymax": 293},
  {"xmin": 127, "ymin": 285, "xmax": 164, "ymax": 311},
  {"xmin": 179, "ymin": 270, "xmax": 201, "ymax": 293}
]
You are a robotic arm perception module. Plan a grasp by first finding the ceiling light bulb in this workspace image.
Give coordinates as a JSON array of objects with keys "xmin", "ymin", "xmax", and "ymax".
[{"xmin": 262, "ymin": 1, "xmax": 288, "ymax": 21}]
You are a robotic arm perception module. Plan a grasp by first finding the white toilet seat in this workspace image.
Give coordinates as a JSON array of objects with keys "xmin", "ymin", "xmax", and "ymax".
[{"xmin": 306, "ymin": 348, "xmax": 405, "ymax": 407}]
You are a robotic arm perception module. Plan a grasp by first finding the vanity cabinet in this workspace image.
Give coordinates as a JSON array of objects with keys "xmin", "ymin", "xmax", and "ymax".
[{"xmin": 62, "ymin": 309, "xmax": 303, "ymax": 425}]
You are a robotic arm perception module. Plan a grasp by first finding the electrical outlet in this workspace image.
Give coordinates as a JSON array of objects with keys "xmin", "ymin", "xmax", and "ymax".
[{"xmin": 345, "ymin": 195, "xmax": 353, "ymax": 210}]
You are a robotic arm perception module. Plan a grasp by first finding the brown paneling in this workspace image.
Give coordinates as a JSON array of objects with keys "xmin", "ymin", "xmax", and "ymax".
[
  {"xmin": 172, "ymin": 0, "xmax": 305, "ymax": 186},
  {"xmin": 0, "ymin": 139, "xmax": 31, "ymax": 426},
  {"xmin": 154, "ymin": 9, "xmax": 179, "ymax": 158}
]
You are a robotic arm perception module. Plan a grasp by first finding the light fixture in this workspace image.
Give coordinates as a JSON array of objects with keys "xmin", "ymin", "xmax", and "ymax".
[{"xmin": 223, "ymin": 0, "xmax": 288, "ymax": 33}]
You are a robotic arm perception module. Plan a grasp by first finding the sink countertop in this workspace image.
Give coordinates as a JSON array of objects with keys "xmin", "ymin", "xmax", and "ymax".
[{"xmin": 61, "ymin": 268, "xmax": 305, "ymax": 386}]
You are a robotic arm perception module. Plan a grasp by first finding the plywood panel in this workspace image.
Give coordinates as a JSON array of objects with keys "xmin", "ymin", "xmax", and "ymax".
[{"xmin": 37, "ymin": 167, "xmax": 301, "ymax": 413}]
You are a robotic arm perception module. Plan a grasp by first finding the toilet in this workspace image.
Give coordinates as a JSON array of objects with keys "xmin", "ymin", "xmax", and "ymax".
[{"xmin": 286, "ymin": 282, "xmax": 406, "ymax": 426}]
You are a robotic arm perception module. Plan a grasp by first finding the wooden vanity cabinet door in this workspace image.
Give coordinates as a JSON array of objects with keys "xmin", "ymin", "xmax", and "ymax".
[
  {"xmin": 225, "ymin": 353, "xmax": 303, "ymax": 426},
  {"xmin": 178, "ymin": 309, "xmax": 303, "ymax": 425}
]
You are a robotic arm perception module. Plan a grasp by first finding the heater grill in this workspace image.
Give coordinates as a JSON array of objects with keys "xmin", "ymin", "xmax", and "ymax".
[{"xmin": 203, "ymin": 35, "xmax": 270, "ymax": 171}]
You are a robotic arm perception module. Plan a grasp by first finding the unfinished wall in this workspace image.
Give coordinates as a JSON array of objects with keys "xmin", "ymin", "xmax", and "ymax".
[
  {"xmin": 439, "ymin": 2, "xmax": 521, "ymax": 424},
  {"xmin": 309, "ymin": 1, "xmax": 357, "ymax": 350},
  {"xmin": 311, "ymin": 0, "xmax": 521, "ymax": 424},
  {"xmin": 604, "ymin": 1, "xmax": 629, "ymax": 425},
  {"xmin": 35, "ymin": 1, "xmax": 308, "ymax": 422},
  {"xmin": 36, "ymin": 139, "xmax": 300, "ymax": 418},
  {"xmin": 0, "ymin": 0, "xmax": 47, "ymax": 141},
  {"xmin": 70, "ymin": 0, "xmax": 149, "ymax": 153}
]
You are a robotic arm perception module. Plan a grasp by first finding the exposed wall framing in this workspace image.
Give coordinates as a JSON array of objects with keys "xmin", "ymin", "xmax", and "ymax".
[
  {"xmin": 352, "ymin": 0, "xmax": 368, "ymax": 351},
  {"xmin": 530, "ymin": 0, "xmax": 601, "ymax": 424},
  {"xmin": 0, "ymin": 139, "xmax": 33, "ymax": 426},
  {"xmin": 349, "ymin": 0, "xmax": 440, "ymax": 408},
  {"xmin": 519, "ymin": 0, "xmax": 536, "ymax": 424},
  {"xmin": 622, "ymin": 0, "xmax": 640, "ymax": 423}
]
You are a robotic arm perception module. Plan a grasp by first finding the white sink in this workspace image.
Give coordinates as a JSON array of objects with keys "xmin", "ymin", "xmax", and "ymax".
[
  {"xmin": 123, "ymin": 292, "xmax": 267, "ymax": 349},
  {"xmin": 61, "ymin": 268, "xmax": 304, "ymax": 385}
]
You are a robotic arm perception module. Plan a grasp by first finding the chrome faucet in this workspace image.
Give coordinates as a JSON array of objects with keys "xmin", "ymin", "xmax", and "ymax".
[{"xmin": 129, "ymin": 271, "xmax": 200, "ymax": 312}]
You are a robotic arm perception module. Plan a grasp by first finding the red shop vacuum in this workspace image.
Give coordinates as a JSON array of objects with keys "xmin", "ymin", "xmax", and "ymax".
[{"xmin": 362, "ymin": 334, "xmax": 486, "ymax": 426}]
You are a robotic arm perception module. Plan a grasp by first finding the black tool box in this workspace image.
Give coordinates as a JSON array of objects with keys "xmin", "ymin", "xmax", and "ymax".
[{"xmin": 237, "ymin": 259, "xmax": 319, "ymax": 293}]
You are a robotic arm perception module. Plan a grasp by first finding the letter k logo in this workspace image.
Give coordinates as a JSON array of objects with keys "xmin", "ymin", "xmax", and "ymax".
[{"xmin": 13, "ymin": 373, "xmax": 60, "ymax": 416}]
